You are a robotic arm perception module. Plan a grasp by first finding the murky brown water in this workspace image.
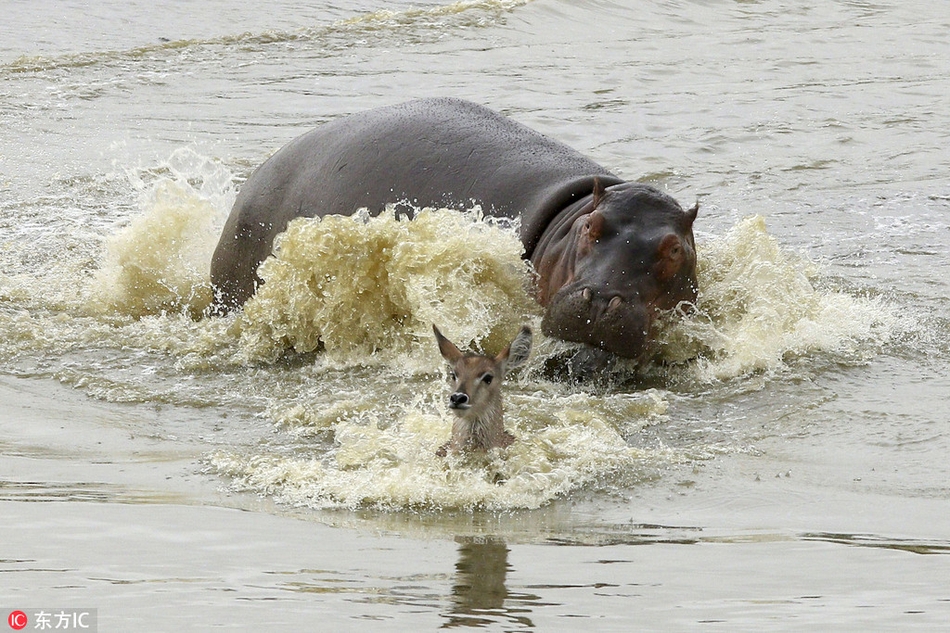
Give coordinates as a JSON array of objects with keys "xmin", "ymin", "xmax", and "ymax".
[{"xmin": 2, "ymin": 0, "xmax": 949, "ymax": 629}]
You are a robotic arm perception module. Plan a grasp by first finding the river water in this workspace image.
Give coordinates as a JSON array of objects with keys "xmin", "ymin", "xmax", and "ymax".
[{"xmin": 2, "ymin": 0, "xmax": 949, "ymax": 629}]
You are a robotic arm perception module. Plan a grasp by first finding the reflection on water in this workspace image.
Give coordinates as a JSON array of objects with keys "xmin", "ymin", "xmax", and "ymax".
[
  {"xmin": 802, "ymin": 532, "xmax": 950, "ymax": 556},
  {"xmin": 0, "ymin": 480, "xmax": 186, "ymax": 505},
  {"xmin": 442, "ymin": 537, "xmax": 538, "ymax": 629},
  {"xmin": 435, "ymin": 528, "xmax": 950, "ymax": 629}
]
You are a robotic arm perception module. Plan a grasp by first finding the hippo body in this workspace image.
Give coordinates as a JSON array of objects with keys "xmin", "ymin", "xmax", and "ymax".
[{"xmin": 211, "ymin": 98, "xmax": 698, "ymax": 360}]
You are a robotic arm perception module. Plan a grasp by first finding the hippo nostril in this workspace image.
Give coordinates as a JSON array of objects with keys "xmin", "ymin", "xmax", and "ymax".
[
  {"xmin": 449, "ymin": 392, "xmax": 470, "ymax": 409},
  {"xmin": 582, "ymin": 287, "xmax": 592, "ymax": 302},
  {"xmin": 608, "ymin": 296, "xmax": 623, "ymax": 311}
]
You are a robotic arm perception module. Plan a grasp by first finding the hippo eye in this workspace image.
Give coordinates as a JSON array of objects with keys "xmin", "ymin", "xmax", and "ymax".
[{"xmin": 481, "ymin": 373, "xmax": 494, "ymax": 385}]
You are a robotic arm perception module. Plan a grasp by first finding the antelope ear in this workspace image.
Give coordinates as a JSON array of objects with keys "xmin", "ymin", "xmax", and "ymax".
[
  {"xmin": 433, "ymin": 325, "xmax": 463, "ymax": 363},
  {"xmin": 497, "ymin": 326, "xmax": 533, "ymax": 371}
]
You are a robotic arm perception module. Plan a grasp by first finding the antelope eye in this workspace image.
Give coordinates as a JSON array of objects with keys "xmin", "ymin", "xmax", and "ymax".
[
  {"xmin": 482, "ymin": 374, "xmax": 494, "ymax": 385},
  {"xmin": 449, "ymin": 371, "xmax": 457, "ymax": 381}
]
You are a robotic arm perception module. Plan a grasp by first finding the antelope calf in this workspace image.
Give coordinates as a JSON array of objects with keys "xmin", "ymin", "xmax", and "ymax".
[{"xmin": 433, "ymin": 325, "xmax": 533, "ymax": 457}]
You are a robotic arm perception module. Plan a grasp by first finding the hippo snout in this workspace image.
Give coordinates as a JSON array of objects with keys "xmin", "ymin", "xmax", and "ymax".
[{"xmin": 541, "ymin": 285, "xmax": 653, "ymax": 360}]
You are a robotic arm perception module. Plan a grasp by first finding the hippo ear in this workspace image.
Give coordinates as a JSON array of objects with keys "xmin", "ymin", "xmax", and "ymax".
[
  {"xmin": 497, "ymin": 326, "xmax": 533, "ymax": 372},
  {"xmin": 583, "ymin": 179, "xmax": 609, "ymax": 243},
  {"xmin": 433, "ymin": 325, "xmax": 464, "ymax": 364},
  {"xmin": 685, "ymin": 201, "xmax": 699, "ymax": 227},
  {"xmin": 592, "ymin": 177, "xmax": 607, "ymax": 208},
  {"xmin": 586, "ymin": 209, "xmax": 606, "ymax": 242}
]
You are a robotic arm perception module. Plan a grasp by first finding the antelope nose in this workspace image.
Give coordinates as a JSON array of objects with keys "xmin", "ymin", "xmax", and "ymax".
[{"xmin": 449, "ymin": 392, "xmax": 470, "ymax": 409}]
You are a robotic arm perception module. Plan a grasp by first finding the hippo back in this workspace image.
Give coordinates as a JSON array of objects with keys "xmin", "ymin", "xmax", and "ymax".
[{"xmin": 211, "ymin": 98, "xmax": 619, "ymax": 308}]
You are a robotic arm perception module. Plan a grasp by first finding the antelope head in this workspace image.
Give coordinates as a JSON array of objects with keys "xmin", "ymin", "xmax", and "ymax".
[{"xmin": 433, "ymin": 325, "xmax": 532, "ymax": 456}]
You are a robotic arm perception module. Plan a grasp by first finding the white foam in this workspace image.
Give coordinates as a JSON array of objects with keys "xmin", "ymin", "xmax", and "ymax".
[
  {"xmin": 88, "ymin": 148, "xmax": 234, "ymax": 318},
  {"xmin": 657, "ymin": 215, "xmax": 898, "ymax": 381}
]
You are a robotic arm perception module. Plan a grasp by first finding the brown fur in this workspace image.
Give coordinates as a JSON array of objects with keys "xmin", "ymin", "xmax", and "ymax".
[{"xmin": 433, "ymin": 325, "xmax": 532, "ymax": 456}]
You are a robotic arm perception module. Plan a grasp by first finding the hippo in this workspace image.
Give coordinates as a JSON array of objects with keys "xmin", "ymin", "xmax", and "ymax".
[{"xmin": 211, "ymin": 98, "xmax": 698, "ymax": 361}]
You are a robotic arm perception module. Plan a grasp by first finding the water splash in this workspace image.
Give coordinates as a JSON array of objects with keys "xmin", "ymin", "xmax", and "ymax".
[
  {"xmin": 235, "ymin": 208, "xmax": 541, "ymax": 367},
  {"xmin": 88, "ymin": 148, "xmax": 234, "ymax": 319},
  {"xmin": 4, "ymin": 150, "xmax": 903, "ymax": 512},
  {"xmin": 656, "ymin": 215, "xmax": 898, "ymax": 381},
  {"xmin": 208, "ymin": 385, "xmax": 672, "ymax": 511}
]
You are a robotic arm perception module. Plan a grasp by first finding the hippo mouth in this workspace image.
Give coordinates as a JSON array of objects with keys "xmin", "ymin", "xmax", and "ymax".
[{"xmin": 540, "ymin": 286, "xmax": 655, "ymax": 361}]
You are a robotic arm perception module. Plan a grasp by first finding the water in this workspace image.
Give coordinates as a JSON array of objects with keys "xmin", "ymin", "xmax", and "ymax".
[{"xmin": 2, "ymin": 0, "xmax": 949, "ymax": 629}]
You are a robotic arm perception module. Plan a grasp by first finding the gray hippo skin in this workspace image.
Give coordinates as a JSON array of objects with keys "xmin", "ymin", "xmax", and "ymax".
[{"xmin": 211, "ymin": 98, "xmax": 698, "ymax": 361}]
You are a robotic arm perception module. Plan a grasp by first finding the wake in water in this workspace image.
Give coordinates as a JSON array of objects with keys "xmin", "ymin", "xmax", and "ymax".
[
  {"xmin": 86, "ymin": 152, "xmax": 897, "ymax": 379},
  {"xmin": 1, "ymin": 150, "xmax": 900, "ymax": 510},
  {"xmin": 1, "ymin": 0, "xmax": 532, "ymax": 74},
  {"xmin": 209, "ymin": 387, "xmax": 673, "ymax": 511}
]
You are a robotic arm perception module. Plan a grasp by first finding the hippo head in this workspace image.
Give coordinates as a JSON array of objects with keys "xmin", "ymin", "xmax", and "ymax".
[{"xmin": 538, "ymin": 182, "xmax": 698, "ymax": 362}]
